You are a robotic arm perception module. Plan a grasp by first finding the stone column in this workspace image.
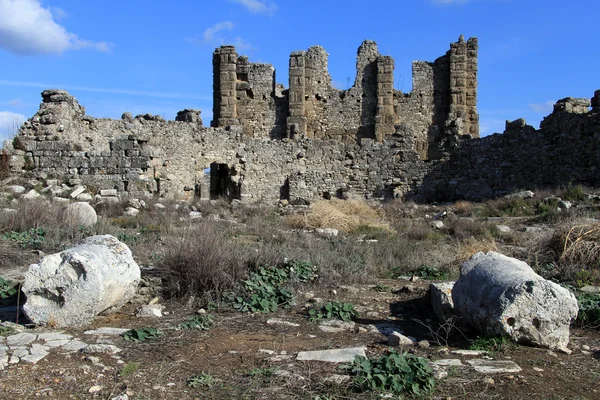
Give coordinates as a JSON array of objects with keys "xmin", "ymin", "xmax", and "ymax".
[
  {"xmin": 287, "ymin": 51, "xmax": 307, "ymax": 139},
  {"xmin": 447, "ymin": 35, "xmax": 479, "ymax": 137},
  {"xmin": 375, "ymin": 55, "xmax": 395, "ymax": 142},
  {"xmin": 212, "ymin": 46, "xmax": 239, "ymax": 127}
]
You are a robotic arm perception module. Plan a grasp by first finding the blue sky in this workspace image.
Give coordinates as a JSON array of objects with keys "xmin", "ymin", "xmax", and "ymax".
[{"xmin": 0, "ymin": 0, "xmax": 598, "ymax": 141}]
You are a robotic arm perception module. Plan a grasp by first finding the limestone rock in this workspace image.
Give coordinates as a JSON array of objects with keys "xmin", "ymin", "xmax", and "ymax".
[
  {"xmin": 22, "ymin": 235, "xmax": 141, "ymax": 327},
  {"xmin": 452, "ymin": 252, "xmax": 578, "ymax": 350},
  {"xmin": 388, "ymin": 331, "xmax": 415, "ymax": 347},
  {"xmin": 61, "ymin": 202, "xmax": 97, "ymax": 227},
  {"xmin": 430, "ymin": 282, "xmax": 455, "ymax": 322},
  {"xmin": 296, "ymin": 347, "xmax": 366, "ymax": 363}
]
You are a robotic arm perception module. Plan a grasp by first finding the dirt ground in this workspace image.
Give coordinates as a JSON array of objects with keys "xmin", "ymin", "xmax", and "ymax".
[{"xmin": 1, "ymin": 278, "xmax": 599, "ymax": 400}]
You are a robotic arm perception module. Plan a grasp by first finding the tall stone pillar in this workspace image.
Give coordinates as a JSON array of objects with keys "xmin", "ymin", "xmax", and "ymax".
[
  {"xmin": 447, "ymin": 35, "xmax": 479, "ymax": 137},
  {"xmin": 212, "ymin": 46, "xmax": 239, "ymax": 127},
  {"xmin": 286, "ymin": 51, "xmax": 307, "ymax": 139},
  {"xmin": 375, "ymin": 55, "xmax": 395, "ymax": 142}
]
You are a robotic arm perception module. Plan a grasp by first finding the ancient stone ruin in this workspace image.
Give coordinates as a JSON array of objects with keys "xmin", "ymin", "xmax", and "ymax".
[{"xmin": 5, "ymin": 35, "xmax": 600, "ymax": 203}]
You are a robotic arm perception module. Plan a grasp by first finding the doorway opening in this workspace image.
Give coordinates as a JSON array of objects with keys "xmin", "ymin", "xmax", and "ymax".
[{"xmin": 209, "ymin": 162, "xmax": 240, "ymax": 201}]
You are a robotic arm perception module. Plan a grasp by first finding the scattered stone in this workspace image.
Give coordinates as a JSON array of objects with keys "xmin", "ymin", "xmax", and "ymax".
[
  {"xmin": 431, "ymin": 220, "xmax": 444, "ymax": 229},
  {"xmin": 61, "ymin": 202, "xmax": 97, "ymax": 227},
  {"xmin": 483, "ymin": 377, "xmax": 495, "ymax": 385},
  {"xmin": 315, "ymin": 228, "xmax": 339, "ymax": 237},
  {"xmin": 296, "ymin": 347, "xmax": 366, "ymax": 363},
  {"xmin": 581, "ymin": 344, "xmax": 591, "ymax": 351},
  {"xmin": 189, "ymin": 211, "xmax": 202, "ymax": 220},
  {"xmin": 507, "ymin": 190, "xmax": 535, "ymax": 199},
  {"xmin": 258, "ymin": 349, "xmax": 275, "ymax": 355},
  {"xmin": 388, "ymin": 331, "xmax": 415, "ymax": 347},
  {"xmin": 431, "ymin": 359, "xmax": 464, "ymax": 367},
  {"xmin": 7, "ymin": 332, "xmax": 37, "ymax": 347},
  {"xmin": 266, "ymin": 318, "xmax": 300, "ymax": 327},
  {"xmin": 7, "ymin": 185, "xmax": 25, "ymax": 194},
  {"xmin": 452, "ymin": 251, "xmax": 578, "ymax": 350},
  {"xmin": 135, "ymin": 305, "xmax": 163, "ymax": 318},
  {"xmin": 322, "ymin": 374, "xmax": 351, "ymax": 384},
  {"xmin": 84, "ymin": 327, "xmax": 130, "ymax": 336},
  {"xmin": 111, "ymin": 395, "xmax": 129, "ymax": 400},
  {"xmin": 23, "ymin": 189, "xmax": 41, "ymax": 200},
  {"xmin": 466, "ymin": 359, "xmax": 522, "ymax": 374},
  {"xmin": 99, "ymin": 189, "xmax": 118, "ymax": 197},
  {"xmin": 22, "ymin": 235, "xmax": 141, "ymax": 327},
  {"xmin": 533, "ymin": 367, "xmax": 544, "ymax": 372},
  {"xmin": 451, "ymin": 349, "xmax": 487, "ymax": 356},
  {"xmin": 430, "ymin": 282, "xmax": 455, "ymax": 322},
  {"xmin": 579, "ymin": 286, "xmax": 600, "ymax": 294},
  {"xmin": 81, "ymin": 344, "xmax": 122, "ymax": 355},
  {"xmin": 317, "ymin": 319, "xmax": 356, "ymax": 333},
  {"xmin": 70, "ymin": 186, "xmax": 86, "ymax": 199},
  {"xmin": 417, "ymin": 340, "xmax": 430, "ymax": 349},
  {"xmin": 88, "ymin": 385, "xmax": 103, "ymax": 394},
  {"xmin": 37, "ymin": 332, "xmax": 73, "ymax": 342},
  {"xmin": 60, "ymin": 339, "xmax": 88, "ymax": 352},
  {"xmin": 76, "ymin": 193, "xmax": 93, "ymax": 201},
  {"xmin": 45, "ymin": 339, "xmax": 71, "ymax": 348},
  {"xmin": 496, "ymin": 225, "xmax": 511, "ymax": 233},
  {"xmin": 123, "ymin": 207, "xmax": 139, "ymax": 217}
]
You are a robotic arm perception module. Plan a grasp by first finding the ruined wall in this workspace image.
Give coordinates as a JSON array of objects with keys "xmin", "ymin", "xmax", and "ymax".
[
  {"xmin": 419, "ymin": 94, "xmax": 600, "ymax": 201},
  {"xmin": 214, "ymin": 36, "xmax": 479, "ymax": 155}
]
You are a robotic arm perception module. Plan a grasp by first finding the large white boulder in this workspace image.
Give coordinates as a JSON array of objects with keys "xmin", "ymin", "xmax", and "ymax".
[
  {"xmin": 452, "ymin": 252, "xmax": 578, "ymax": 350},
  {"xmin": 61, "ymin": 202, "xmax": 97, "ymax": 227},
  {"xmin": 22, "ymin": 235, "xmax": 141, "ymax": 327}
]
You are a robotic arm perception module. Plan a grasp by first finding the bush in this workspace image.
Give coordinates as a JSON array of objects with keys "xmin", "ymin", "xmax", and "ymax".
[
  {"xmin": 575, "ymin": 293, "xmax": 600, "ymax": 327},
  {"xmin": 308, "ymin": 301, "xmax": 358, "ymax": 322},
  {"xmin": 347, "ymin": 351, "xmax": 435, "ymax": 397},
  {"xmin": 160, "ymin": 222, "xmax": 251, "ymax": 303},
  {"xmin": 286, "ymin": 198, "xmax": 392, "ymax": 234}
]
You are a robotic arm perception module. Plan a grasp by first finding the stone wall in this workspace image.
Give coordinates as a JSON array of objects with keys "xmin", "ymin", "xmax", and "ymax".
[{"xmin": 6, "ymin": 36, "xmax": 600, "ymax": 205}]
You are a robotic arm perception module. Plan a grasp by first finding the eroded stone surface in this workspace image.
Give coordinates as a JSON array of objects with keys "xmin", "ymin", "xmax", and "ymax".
[
  {"xmin": 467, "ymin": 359, "xmax": 522, "ymax": 374},
  {"xmin": 296, "ymin": 347, "xmax": 366, "ymax": 363}
]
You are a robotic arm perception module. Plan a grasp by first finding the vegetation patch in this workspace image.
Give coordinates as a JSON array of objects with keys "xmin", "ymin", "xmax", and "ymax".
[
  {"xmin": 121, "ymin": 327, "xmax": 163, "ymax": 341},
  {"xmin": 576, "ymin": 293, "xmax": 600, "ymax": 327},
  {"xmin": 346, "ymin": 351, "xmax": 435, "ymax": 397},
  {"xmin": 413, "ymin": 265, "xmax": 448, "ymax": 280},
  {"xmin": 3, "ymin": 228, "xmax": 46, "ymax": 249},
  {"xmin": 309, "ymin": 301, "xmax": 358, "ymax": 322},
  {"xmin": 187, "ymin": 372, "xmax": 216, "ymax": 388},
  {"xmin": 469, "ymin": 335, "xmax": 513, "ymax": 354},
  {"xmin": 178, "ymin": 314, "xmax": 214, "ymax": 331}
]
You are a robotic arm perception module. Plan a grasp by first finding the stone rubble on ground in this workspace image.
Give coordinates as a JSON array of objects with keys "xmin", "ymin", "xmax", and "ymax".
[{"xmin": 296, "ymin": 347, "xmax": 366, "ymax": 363}]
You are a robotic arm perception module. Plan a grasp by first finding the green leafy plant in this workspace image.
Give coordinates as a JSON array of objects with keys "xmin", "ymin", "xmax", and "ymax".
[
  {"xmin": 413, "ymin": 265, "xmax": 448, "ymax": 280},
  {"xmin": 469, "ymin": 335, "xmax": 512, "ymax": 354},
  {"xmin": 576, "ymin": 293, "xmax": 600, "ymax": 327},
  {"xmin": 372, "ymin": 284, "xmax": 391, "ymax": 292},
  {"xmin": 179, "ymin": 314, "xmax": 214, "ymax": 330},
  {"xmin": 120, "ymin": 362, "xmax": 140, "ymax": 378},
  {"xmin": 117, "ymin": 232, "xmax": 139, "ymax": 245},
  {"xmin": 121, "ymin": 327, "xmax": 163, "ymax": 341},
  {"xmin": 0, "ymin": 277, "xmax": 17, "ymax": 300},
  {"xmin": 346, "ymin": 351, "xmax": 435, "ymax": 397},
  {"xmin": 0, "ymin": 325, "xmax": 15, "ymax": 337},
  {"xmin": 309, "ymin": 301, "xmax": 358, "ymax": 322},
  {"xmin": 187, "ymin": 372, "xmax": 215, "ymax": 388},
  {"xmin": 3, "ymin": 228, "xmax": 46, "ymax": 249},
  {"xmin": 248, "ymin": 367, "xmax": 276, "ymax": 378}
]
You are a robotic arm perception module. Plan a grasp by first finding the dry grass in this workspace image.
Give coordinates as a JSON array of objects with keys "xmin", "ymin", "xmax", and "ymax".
[
  {"xmin": 452, "ymin": 200, "xmax": 475, "ymax": 215},
  {"xmin": 555, "ymin": 221, "xmax": 600, "ymax": 269},
  {"xmin": 286, "ymin": 198, "xmax": 392, "ymax": 234},
  {"xmin": 455, "ymin": 236, "xmax": 499, "ymax": 263}
]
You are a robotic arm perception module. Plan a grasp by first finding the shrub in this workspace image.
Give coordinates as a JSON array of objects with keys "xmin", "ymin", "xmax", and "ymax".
[
  {"xmin": 412, "ymin": 265, "xmax": 448, "ymax": 280},
  {"xmin": 179, "ymin": 314, "xmax": 214, "ymax": 330},
  {"xmin": 562, "ymin": 184, "xmax": 587, "ymax": 202},
  {"xmin": 160, "ymin": 222, "xmax": 250, "ymax": 303},
  {"xmin": 575, "ymin": 293, "xmax": 600, "ymax": 327},
  {"xmin": 232, "ymin": 265, "xmax": 295, "ymax": 313},
  {"xmin": 347, "ymin": 351, "xmax": 435, "ymax": 397},
  {"xmin": 286, "ymin": 198, "xmax": 392, "ymax": 234},
  {"xmin": 187, "ymin": 372, "xmax": 215, "ymax": 388},
  {"xmin": 308, "ymin": 301, "xmax": 358, "ymax": 322}
]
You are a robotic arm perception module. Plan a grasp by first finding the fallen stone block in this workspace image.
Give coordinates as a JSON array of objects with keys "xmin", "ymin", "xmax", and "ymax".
[
  {"xmin": 466, "ymin": 359, "xmax": 522, "ymax": 374},
  {"xmin": 61, "ymin": 202, "xmax": 97, "ymax": 227},
  {"xmin": 430, "ymin": 282, "xmax": 455, "ymax": 322},
  {"xmin": 296, "ymin": 346, "xmax": 366, "ymax": 363},
  {"xmin": 452, "ymin": 251, "xmax": 578, "ymax": 350},
  {"xmin": 22, "ymin": 235, "xmax": 141, "ymax": 327}
]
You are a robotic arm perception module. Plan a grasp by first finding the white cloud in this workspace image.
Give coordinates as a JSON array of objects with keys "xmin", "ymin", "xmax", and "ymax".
[
  {"xmin": 230, "ymin": 0, "xmax": 278, "ymax": 16},
  {"xmin": 188, "ymin": 21, "xmax": 253, "ymax": 52},
  {"xmin": 6, "ymin": 98, "xmax": 25, "ymax": 108},
  {"xmin": 528, "ymin": 100, "xmax": 554, "ymax": 114},
  {"xmin": 0, "ymin": 0, "xmax": 112, "ymax": 55},
  {"xmin": 0, "ymin": 111, "xmax": 25, "ymax": 140},
  {"xmin": 0, "ymin": 80, "xmax": 211, "ymax": 101}
]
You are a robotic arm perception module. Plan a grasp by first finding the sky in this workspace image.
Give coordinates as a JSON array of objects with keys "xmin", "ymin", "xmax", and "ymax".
[{"xmin": 0, "ymin": 0, "xmax": 598, "ymax": 141}]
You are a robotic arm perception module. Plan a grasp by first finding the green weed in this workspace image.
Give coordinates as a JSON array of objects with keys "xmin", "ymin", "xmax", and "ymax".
[
  {"xmin": 178, "ymin": 314, "xmax": 214, "ymax": 330},
  {"xmin": 3, "ymin": 228, "xmax": 46, "ymax": 249},
  {"xmin": 121, "ymin": 327, "xmax": 163, "ymax": 341},
  {"xmin": 120, "ymin": 362, "xmax": 140, "ymax": 378},
  {"xmin": 187, "ymin": 372, "xmax": 215, "ymax": 388},
  {"xmin": 576, "ymin": 293, "xmax": 600, "ymax": 327},
  {"xmin": 469, "ymin": 335, "xmax": 512, "ymax": 354},
  {"xmin": 309, "ymin": 301, "xmax": 358, "ymax": 322}
]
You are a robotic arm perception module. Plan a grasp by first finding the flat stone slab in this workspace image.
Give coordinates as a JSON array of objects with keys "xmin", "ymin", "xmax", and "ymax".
[
  {"xmin": 60, "ymin": 339, "xmax": 88, "ymax": 352},
  {"xmin": 84, "ymin": 327, "xmax": 130, "ymax": 336},
  {"xmin": 467, "ymin": 359, "xmax": 522, "ymax": 374},
  {"xmin": 451, "ymin": 349, "xmax": 487, "ymax": 356},
  {"xmin": 296, "ymin": 347, "xmax": 366, "ymax": 363},
  {"xmin": 81, "ymin": 344, "xmax": 122, "ymax": 354},
  {"xmin": 266, "ymin": 318, "xmax": 300, "ymax": 327},
  {"xmin": 317, "ymin": 320, "xmax": 356, "ymax": 333},
  {"xmin": 431, "ymin": 359, "xmax": 465, "ymax": 367},
  {"xmin": 37, "ymin": 332, "xmax": 73, "ymax": 342},
  {"xmin": 7, "ymin": 333, "xmax": 37, "ymax": 347},
  {"xmin": 45, "ymin": 339, "xmax": 71, "ymax": 348}
]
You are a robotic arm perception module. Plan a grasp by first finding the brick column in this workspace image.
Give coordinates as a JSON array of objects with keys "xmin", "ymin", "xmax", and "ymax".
[
  {"xmin": 286, "ymin": 51, "xmax": 307, "ymax": 139},
  {"xmin": 212, "ymin": 46, "xmax": 239, "ymax": 127}
]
